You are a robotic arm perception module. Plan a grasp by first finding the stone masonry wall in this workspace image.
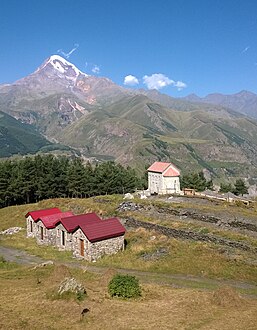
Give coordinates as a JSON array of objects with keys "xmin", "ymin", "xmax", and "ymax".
[
  {"xmin": 34, "ymin": 220, "xmax": 56, "ymax": 246},
  {"xmin": 124, "ymin": 217, "xmax": 257, "ymax": 253},
  {"xmin": 72, "ymin": 228, "xmax": 124, "ymax": 261},
  {"xmin": 26, "ymin": 216, "xmax": 36, "ymax": 238},
  {"xmin": 55, "ymin": 223, "xmax": 73, "ymax": 251},
  {"xmin": 89, "ymin": 236, "xmax": 124, "ymax": 261}
]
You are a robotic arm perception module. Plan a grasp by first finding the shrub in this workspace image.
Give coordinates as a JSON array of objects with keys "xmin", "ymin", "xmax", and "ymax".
[{"xmin": 108, "ymin": 274, "xmax": 142, "ymax": 299}]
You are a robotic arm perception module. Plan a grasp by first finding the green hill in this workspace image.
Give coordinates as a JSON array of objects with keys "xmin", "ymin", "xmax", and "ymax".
[{"xmin": 0, "ymin": 111, "xmax": 52, "ymax": 157}]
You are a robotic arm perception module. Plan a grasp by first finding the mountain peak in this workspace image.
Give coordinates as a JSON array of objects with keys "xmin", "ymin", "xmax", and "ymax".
[{"xmin": 35, "ymin": 54, "xmax": 88, "ymax": 80}]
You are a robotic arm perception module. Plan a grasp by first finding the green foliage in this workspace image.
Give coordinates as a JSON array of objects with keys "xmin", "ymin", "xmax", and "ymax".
[
  {"xmin": 108, "ymin": 274, "xmax": 142, "ymax": 299},
  {"xmin": 219, "ymin": 182, "xmax": 234, "ymax": 193},
  {"xmin": 0, "ymin": 111, "xmax": 51, "ymax": 157},
  {"xmin": 181, "ymin": 171, "xmax": 213, "ymax": 191},
  {"xmin": 0, "ymin": 156, "xmax": 141, "ymax": 208},
  {"xmin": 233, "ymin": 179, "xmax": 248, "ymax": 196}
]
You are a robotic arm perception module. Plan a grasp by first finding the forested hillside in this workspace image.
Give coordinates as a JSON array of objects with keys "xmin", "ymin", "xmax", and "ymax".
[{"xmin": 0, "ymin": 155, "xmax": 143, "ymax": 208}]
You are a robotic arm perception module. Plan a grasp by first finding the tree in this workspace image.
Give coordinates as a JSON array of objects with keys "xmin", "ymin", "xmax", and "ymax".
[
  {"xmin": 181, "ymin": 171, "xmax": 212, "ymax": 191},
  {"xmin": 219, "ymin": 182, "xmax": 234, "ymax": 193},
  {"xmin": 233, "ymin": 179, "xmax": 248, "ymax": 196}
]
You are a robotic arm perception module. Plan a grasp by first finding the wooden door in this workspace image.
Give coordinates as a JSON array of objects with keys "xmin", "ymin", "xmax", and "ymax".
[{"xmin": 80, "ymin": 239, "xmax": 84, "ymax": 257}]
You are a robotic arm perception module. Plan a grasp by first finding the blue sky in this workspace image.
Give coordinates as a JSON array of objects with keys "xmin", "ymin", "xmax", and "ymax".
[{"xmin": 1, "ymin": 0, "xmax": 257, "ymax": 97}]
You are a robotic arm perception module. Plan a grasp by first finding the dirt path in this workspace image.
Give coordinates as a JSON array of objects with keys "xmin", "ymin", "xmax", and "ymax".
[{"xmin": 1, "ymin": 245, "xmax": 257, "ymax": 297}]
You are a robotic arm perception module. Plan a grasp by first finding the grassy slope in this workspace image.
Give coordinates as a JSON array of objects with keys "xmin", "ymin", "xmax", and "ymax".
[
  {"xmin": 0, "ymin": 111, "xmax": 52, "ymax": 157},
  {"xmin": 1, "ymin": 196, "xmax": 257, "ymax": 329},
  {"xmin": 53, "ymin": 94, "xmax": 257, "ymax": 177},
  {"xmin": 1, "ymin": 262, "xmax": 257, "ymax": 330},
  {"xmin": 1, "ymin": 196, "xmax": 257, "ymax": 284}
]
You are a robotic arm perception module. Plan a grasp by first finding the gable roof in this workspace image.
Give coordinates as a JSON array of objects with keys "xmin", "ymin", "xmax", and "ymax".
[
  {"xmin": 163, "ymin": 167, "xmax": 180, "ymax": 177},
  {"xmin": 25, "ymin": 208, "xmax": 61, "ymax": 221},
  {"xmin": 58, "ymin": 213, "xmax": 102, "ymax": 232},
  {"xmin": 77, "ymin": 217, "xmax": 126, "ymax": 243},
  {"xmin": 147, "ymin": 162, "xmax": 171, "ymax": 173},
  {"xmin": 148, "ymin": 161, "xmax": 180, "ymax": 176},
  {"xmin": 35, "ymin": 211, "xmax": 74, "ymax": 229}
]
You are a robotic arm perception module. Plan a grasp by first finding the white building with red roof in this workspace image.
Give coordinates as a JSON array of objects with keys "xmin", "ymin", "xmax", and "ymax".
[{"xmin": 147, "ymin": 161, "xmax": 181, "ymax": 194}]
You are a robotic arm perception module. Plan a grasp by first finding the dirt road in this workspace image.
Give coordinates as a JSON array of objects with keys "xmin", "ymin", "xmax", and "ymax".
[{"xmin": 1, "ymin": 245, "xmax": 256, "ymax": 297}]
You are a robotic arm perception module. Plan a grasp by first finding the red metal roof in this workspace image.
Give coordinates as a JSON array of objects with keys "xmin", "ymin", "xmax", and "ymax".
[
  {"xmin": 147, "ymin": 162, "xmax": 171, "ymax": 173},
  {"xmin": 78, "ymin": 217, "xmax": 126, "ymax": 243},
  {"xmin": 163, "ymin": 167, "xmax": 180, "ymax": 177},
  {"xmin": 148, "ymin": 161, "xmax": 180, "ymax": 176},
  {"xmin": 35, "ymin": 211, "xmax": 74, "ymax": 229},
  {"xmin": 25, "ymin": 208, "xmax": 61, "ymax": 221},
  {"xmin": 59, "ymin": 213, "xmax": 102, "ymax": 232}
]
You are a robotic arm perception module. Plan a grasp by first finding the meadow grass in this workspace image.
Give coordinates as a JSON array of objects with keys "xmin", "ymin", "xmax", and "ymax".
[
  {"xmin": 0, "ymin": 262, "xmax": 257, "ymax": 330},
  {"xmin": 1, "ymin": 196, "xmax": 257, "ymax": 285}
]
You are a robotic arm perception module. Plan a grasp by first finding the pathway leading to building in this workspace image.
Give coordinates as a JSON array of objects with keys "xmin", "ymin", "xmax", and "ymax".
[{"xmin": 1, "ymin": 245, "xmax": 256, "ymax": 297}]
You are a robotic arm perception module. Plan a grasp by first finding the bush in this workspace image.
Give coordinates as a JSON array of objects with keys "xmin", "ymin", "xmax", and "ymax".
[{"xmin": 108, "ymin": 274, "xmax": 142, "ymax": 299}]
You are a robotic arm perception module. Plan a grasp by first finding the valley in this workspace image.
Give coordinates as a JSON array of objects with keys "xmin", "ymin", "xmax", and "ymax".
[{"xmin": 1, "ymin": 55, "xmax": 257, "ymax": 182}]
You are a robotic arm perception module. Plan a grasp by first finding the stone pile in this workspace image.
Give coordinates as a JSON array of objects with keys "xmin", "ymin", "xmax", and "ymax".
[
  {"xmin": 140, "ymin": 247, "xmax": 168, "ymax": 261},
  {"xmin": 58, "ymin": 277, "xmax": 86, "ymax": 296},
  {"xmin": 118, "ymin": 202, "xmax": 145, "ymax": 212},
  {"xmin": 0, "ymin": 227, "xmax": 23, "ymax": 235}
]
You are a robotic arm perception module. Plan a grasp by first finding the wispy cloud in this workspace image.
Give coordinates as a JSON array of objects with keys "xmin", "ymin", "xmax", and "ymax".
[
  {"xmin": 92, "ymin": 64, "xmax": 100, "ymax": 74},
  {"xmin": 124, "ymin": 75, "xmax": 139, "ymax": 86},
  {"xmin": 58, "ymin": 43, "xmax": 79, "ymax": 59},
  {"xmin": 143, "ymin": 73, "xmax": 187, "ymax": 91},
  {"xmin": 242, "ymin": 46, "xmax": 250, "ymax": 54},
  {"xmin": 174, "ymin": 80, "xmax": 187, "ymax": 91}
]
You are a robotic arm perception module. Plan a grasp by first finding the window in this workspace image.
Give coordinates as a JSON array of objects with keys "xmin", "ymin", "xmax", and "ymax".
[
  {"xmin": 61, "ymin": 231, "xmax": 65, "ymax": 246},
  {"xmin": 40, "ymin": 227, "xmax": 43, "ymax": 240},
  {"xmin": 30, "ymin": 221, "xmax": 33, "ymax": 232}
]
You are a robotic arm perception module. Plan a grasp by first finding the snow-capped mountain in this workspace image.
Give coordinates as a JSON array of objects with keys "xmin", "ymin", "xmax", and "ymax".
[
  {"xmin": 14, "ymin": 55, "xmax": 89, "ymax": 91},
  {"xmin": 33, "ymin": 54, "xmax": 88, "ymax": 82},
  {"xmin": 11, "ymin": 54, "xmax": 126, "ymax": 104}
]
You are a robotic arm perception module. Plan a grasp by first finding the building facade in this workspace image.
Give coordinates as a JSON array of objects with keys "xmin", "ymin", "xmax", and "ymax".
[{"xmin": 148, "ymin": 162, "xmax": 181, "ymax": 194}]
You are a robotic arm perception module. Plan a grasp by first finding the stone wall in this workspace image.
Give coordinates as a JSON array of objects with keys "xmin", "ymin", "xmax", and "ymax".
[
  {"xmin": 157, "ymin": 205, "xmax": 257, "ymax": 232},
  {"xmin": 72, "ymin": 228, "xmax": 124, "ymax": 261},
  {"xmin": 123, "ymin": 217, "xmax": 257, "ymax": 253},
  {"xmin": 55, "ymin": 223, "xmax": 73, "ymax": 251},
  {"xmin": 33, "ymin": 220, "xmax": 56, "ymax": 246},
  {"xmin": 26, "ymin": 215, "xmax": 36, "ymax": 238},
  {"xmin": 89, "ymin": 236, "xmax": 124, "ymax": 261}
]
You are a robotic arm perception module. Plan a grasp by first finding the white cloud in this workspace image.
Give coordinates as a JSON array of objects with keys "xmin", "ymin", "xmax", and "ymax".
[
  {"xmin": 143, "ymin": 73, "xmax": 187, "ymax": 91},
  {"xmin": 124, "ymin": 75, "xmax": 139, "ymax": 86},
  {"xmin": 92, "ymin": 64, "xmax": 100, "ymax": 74},
  {"xmin": 57, "ymin": 43, "xmax": 79, "ymax": 59},
  {"xmin": 174, "ymin": 80, "xmax": 187, "ymax": 91},
  {"xmin": 143, "ymin": 73, "xmax": 174, "ymax": 90},
  {"xmin": 242, "ymin": 46, "xmax": 250, "ymax": 54}
]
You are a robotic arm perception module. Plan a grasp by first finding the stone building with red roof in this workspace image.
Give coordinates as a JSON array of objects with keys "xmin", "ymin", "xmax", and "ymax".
[
  {"xmin": 147, "ymin": 161, "xmax": 181, "ymax": 194},
  {"xmin": 25, "ymin": 208, "xmax": 126, "ymax": 261},
  {"xmin": 34, "ymin": 211, "xmax": 74, "ymax": 245},
  {"xmin": 72, "ymin": 217, "xmax": 126, "ymax": 261},
  {"xmin": 54, "ymin": 213, "xmax": 102, "ymax": 251},
  {"xmin": 25, "ymin": 207, "xmax": 61, "ymax": 238}
]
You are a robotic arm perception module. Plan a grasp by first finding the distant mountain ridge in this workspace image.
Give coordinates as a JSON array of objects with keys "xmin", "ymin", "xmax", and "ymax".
[
  {"xmin": 0, "ymin": 55, "xmax": 257, "ymax": 182},
  {"xmin": 183, "ymin": 90, "xmax": 257, "ymax": 119}
]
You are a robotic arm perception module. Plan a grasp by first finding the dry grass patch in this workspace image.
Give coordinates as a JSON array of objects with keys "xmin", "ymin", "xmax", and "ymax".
[{"xmin": 1, "ymin": 263, "xmax": 257, "ymax": 330}]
